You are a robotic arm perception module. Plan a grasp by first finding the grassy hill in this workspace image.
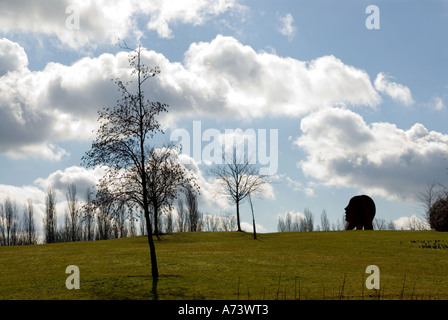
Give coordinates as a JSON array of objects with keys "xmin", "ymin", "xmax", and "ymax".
[{"xmin": 1, "ymin": 230, "xmax": 448, "ymax": 300}]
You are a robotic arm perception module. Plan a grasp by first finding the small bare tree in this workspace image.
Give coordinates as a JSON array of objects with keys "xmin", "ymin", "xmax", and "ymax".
[
  {"xmin": 23, "ymin": 199, "xmax": 38, "ymax": 245},
  {"xmin": 83, "ymin": 187, "xmax": 95, "ymax": 241},
  {"xmin": 210, "ymin": 149, "xmax": 269, "ymax": 233},
  {"xmin": 320, "ymin": 209, "xmax": 330, "ymax": 231},
  {"xmin": 66, "ymin": 183, "xmax": 81, "ymax": 242},
  {"xmin": 44, "ymin": 187, "xmax": 57, "ymax": 244},
  {"xmin": 417, "ymin": 182, "xmax": 447, "ymax": 224},
  {"xmin": 184, "ymin": 184, "xmax": 202, "ymax": 232},
  {"xmin": 176, "ymin": 198, "xmax": 187, "ymax": 232},
  {"xmin": 145, "ymin": 145, "xmax": 199, "ymax": 236}
]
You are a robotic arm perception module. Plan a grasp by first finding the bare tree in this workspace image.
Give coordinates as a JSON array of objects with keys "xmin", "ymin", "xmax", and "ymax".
[
  {"xmin": 320, "ymin": 209, "xmax": 330, "ymax": 231},
  {"xmin": 94, "ymin": 190, "xmax": 115, "ymax": 240},
  {"xmin": 44, "ymin": 187, "xmax": 57, "ymax": 244},
  {"xmin": 82, "ymin": 44, "xmax": 173, "ymax": 279},
  {"xmin": 22, "ymin": 200, "xmax": 37, "ymax": 245},
  {"xmin": 83, "ymin": 187, "xmax": 95, "ymax": 241},
  {"xmin": 184, "ymin": 184, "xmax": 202, "ymax": 232},
  {"xmin": 210, "ymin": 149, "xmax": 269, "ymax": 232},
  {"xmin": 176, "ymin": 199, "xmax": 187, "ymax": 232},
  {"xmin": 145, "ymin": 145, "xmax": 199, "ymax": 236},
  {"xmin": 164, "ymin": 209, "xmax": 174, "ymax": 234},
  {"xmin": 0, "ymin": 202, "xmax": 5, "ymax": 245},
  {"xmin": 1, "ymin": 198, "xmax": 19, "ymax": 246},
  {"xmin": 66, "ymin": 183, "xmax": 81, "ymax": 242},
  {"xmin": 417, "ymin": 182, "xmax": 447, "ymax": 224},
  {"xmin": 304, "ymin": 208, "xmax": 314, "ymax": 231}
]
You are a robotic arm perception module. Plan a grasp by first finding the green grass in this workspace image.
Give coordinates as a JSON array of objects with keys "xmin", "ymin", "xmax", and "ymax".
[{"xmin": 1, "ymin": 231, "xmax": 448, "ymax": 300}]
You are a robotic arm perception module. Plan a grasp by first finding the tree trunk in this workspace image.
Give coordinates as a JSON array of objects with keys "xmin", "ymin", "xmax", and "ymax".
[
  {"xmin": 236, "ymin": 200, "xmax": 242, "ymax": 232},
  {"xmin": 145, "ymin": 209, "xmax": 159, "ymax": 278},
  {"xmin": 249, "ymin": 196, "xmax": 257, "ymax": 240}
]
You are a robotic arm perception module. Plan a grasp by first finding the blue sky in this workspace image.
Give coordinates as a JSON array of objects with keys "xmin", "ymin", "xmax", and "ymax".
[{"xmin": 0, "ymin": 0, "xmax": 447, "ymax": 233}]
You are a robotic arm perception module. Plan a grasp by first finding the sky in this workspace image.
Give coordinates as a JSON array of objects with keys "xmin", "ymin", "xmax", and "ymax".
[{"xmin": 0, "ymin": 0, "xmax": 448, "ymax": 233}]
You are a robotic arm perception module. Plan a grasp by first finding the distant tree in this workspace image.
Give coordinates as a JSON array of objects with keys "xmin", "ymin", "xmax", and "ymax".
[
  {"xmin": 94, "ymin": 190, "xmax": 115, "ymax": 240},
  {"xmin": 320, "ymin": 210, "xmax": 330, "ymax": 231},
  {"xmin": 417, "ymin": 182, "xmax": 446, "ymax": 224},
  {"xmin": 304, "ymin": 208, "xmax": 314, "ymax": 231},
  {"xmin": 429, "ymin": 196, "xmax": 448, "ymax": 231},
  {"xmin": 164, "ymin": 209, "xmax": 174, "ymax": 234},
  {"xmin": 1, "ymin": 198, "xmax": 19, "ymax": 246},
  {"xmin": 22, "ymin": 200, "xmax": 37, "ymax": 245},
  {"xmin": 0, "ymin": 202, "xmax": 4, "ymax": 245},
  {"xmin": 184, "ymin": 184, "xmax": 202, "ymax": 232},
  {"xmin": 373, "ymin": 218, "xmax": 388, "ymax": 230},
  {"xmin": 66, "ymin": 183, "xmax": 81, "ymax": 242},
  {"xmin": 176, "ymin": 199, "xmax": 187, "ymax": 232},
  {"xmin": 203, "ymin": 214, "xmax": 220, "ymax": 231},
  {"xmin": 83, "ymin": 187, "xmax": 95, "ymax": 241},
  {"xmin": 387, "ymin": 220, "xmax": 396, "ymax": 230},
  {"xmin": 210, "ymin": 149, "xmax": 268, "ymax": 232},
  {"xmin": 145, "ymin": 145, "xmax": 198, "ymax": 236},
  {"xmin": 44, "ymin": 187, "xmax": 58, "ymax": 244},
  {"xmin": 221, "ymin": 211, "xmax": 237, "ymax": 231}
]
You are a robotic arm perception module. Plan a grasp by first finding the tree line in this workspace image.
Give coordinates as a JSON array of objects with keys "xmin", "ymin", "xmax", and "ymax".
[
  {"xmin": 0, "ymin": 182, "xmax": 239, "ymax": 246},
  {"xmin": 277, "ymin": 209, "xmax": 397, "ymax": 232}
]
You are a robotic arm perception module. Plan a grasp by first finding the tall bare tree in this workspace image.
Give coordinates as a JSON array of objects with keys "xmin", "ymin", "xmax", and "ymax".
[
  {"xmin": 66, "ymin": 183, "xmax": 81, "ymax": 242},
  {"xmin": 1, "ymin": 198, "xmax": 19, "ymax": 246},
  {"xmin": 22, "ymin": 200, "xmax": 37, "ymax": 245},
  {"xmin": 83, "ymin": 187, "xmax": 95, "ymax": 241},
  {"xmin": 210, "ymin": 149, "xmax": 268, "ymax": 232},
  {"xmin": 82, "ymin": 44, "xmax": 169, "ymax": 279},
  {"xmin": 320, "ymin": 209, "xmax": 330, "ymax": 231},
  {"xmin": 184, "ymin": 183, "xmax": 202, "ymax": 232},
  {"xmin": 43, "ymin": 187, "xmax": 57, "ymax": 244}
]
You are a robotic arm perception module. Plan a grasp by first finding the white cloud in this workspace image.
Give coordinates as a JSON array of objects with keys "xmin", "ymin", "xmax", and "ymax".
[
  {"xmin": 0, "ymin": 0, "xmax": 245, "ymax": 47},
  {"xmin": 0, "ymin": 38, "xmax": 28, "ymax": 76},
  {"xmin": 295, "ymin": 108, "xmax": 448, "ymax": 201},
  {"xmin": 394, "ymin": 215, "xmax": 430, "ymax": 230},
  {"xmin": 164, "ymin": 35, "xmax": 380, "ymax": 119},
  {"xmin": 374, "ymin": 72, "xmax": 414, "ymax": 106},
  {"xmin": 144, "ymin": 0, "xmax": 245, "ymax": 39},
  {"xmin": 240, "ymin": 221, "xmax": 267, "ymax": 233},
  {"xmin": 34, "ymin": 165, "xmax": 106, "ymax": 195},
  {"xmin": 430, "ymin": 96, "xmax": 446, "ymax": 111},
  {"xmin": 277, "ymin": 13, "xmax": 296, "ymax": 41},
  {"xmin": 0, "ymin": 36, "xmax": 382, "ymax": 159}
]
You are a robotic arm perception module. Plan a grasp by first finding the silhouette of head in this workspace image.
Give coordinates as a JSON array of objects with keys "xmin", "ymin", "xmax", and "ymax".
[{"xmin": 344, "ymin": 195, "xmax": 376, "ymax": 230}]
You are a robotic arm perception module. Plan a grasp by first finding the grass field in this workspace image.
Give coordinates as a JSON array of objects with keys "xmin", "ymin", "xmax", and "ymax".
[{"xmin": 1, "ymin": 230, "xmax": 448, "ymax": 300}]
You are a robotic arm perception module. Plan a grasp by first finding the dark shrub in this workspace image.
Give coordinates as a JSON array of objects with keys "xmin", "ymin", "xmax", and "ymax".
[{"xmin": 429, "ymin": 197, "xmax": 448, "ymax": 231}]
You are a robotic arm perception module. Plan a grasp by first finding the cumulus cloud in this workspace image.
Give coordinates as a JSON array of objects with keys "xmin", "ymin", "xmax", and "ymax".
[
  {"xmin": 374, "ymin": 72, "xmax": 414, "ymax": 106},
  {"xmin": 0, "ymin": 36, "xmax": 383, "ymax": 159},
  {"xmin": 277, "ymin": 13, "xmax": 296, "ymax": 41},
  {"xmin": 34, "ymin": 165, "xmax": 106, "ymax": 195},
  {"xmin": 0, "ymin": 38, "xmax": 28, "ymax": 76},
  {"xmin": 394, "ymin": 215, "xmax": 430, "ymax": 230},
  {"xmin": 0, "ymin": 0, "xmax": 244, "ymax": 48},
  {"xmin": 429, "ymin": 96, "xmax": 446, "ymax": 111},
  {"xmin": 160, "ymin": 35, "xmax": 381, "ymax": 119},
  {"xmin": 0, "ymin": 42, "xmax": 124, "ymax": 159},
  {"xmin": 144, "ymin": 0, "xmax": 245, "ymax": 39},
  {"xmin": 295, "ymin": 108, "xmax": 448, "ymax": 201}
]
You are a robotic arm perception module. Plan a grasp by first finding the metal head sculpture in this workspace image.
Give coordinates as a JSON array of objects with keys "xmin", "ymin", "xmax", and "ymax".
[{"xmin": 344, "ymin": 195, "xmax": 376, "ymax": 230}]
